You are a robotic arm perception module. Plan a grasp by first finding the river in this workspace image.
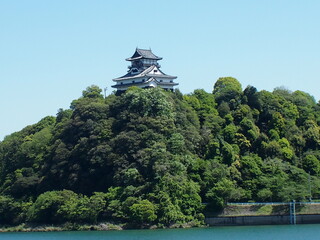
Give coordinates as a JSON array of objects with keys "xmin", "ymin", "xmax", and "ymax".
[{"xmin": 1, "ymin": 224, "xmax": 319, "ymax": 240}]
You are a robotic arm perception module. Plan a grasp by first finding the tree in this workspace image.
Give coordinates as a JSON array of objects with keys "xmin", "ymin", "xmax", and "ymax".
[
  {"xmin": 206, "ymin": 178, "xmax": 245, "ymax": 208},
  {"xmin": 27, "ymin": 190, "xmax": 77, "ymax": 223},
  {"xmin": 304, "ymin": 120, "xmax": 320, "ymax": 149},
  {"xmin": 129, "ymin": 199, "xmax": 157, "ymax": 224},
  {"xmin": 213, "ymin": 77, "xmax": 242, "ymax": 108},
  {"xmin": 185, "ymin": 89, "xmax": 218, "ymax": 126},
  {"xmin": 0, "ymin": 195, "xmax": 25, "ymax": 224},
  {"xmin": 27, "ymin": 190, "xmax": 107, "ymax": 224},
  {"xmin": 243, "ymin": 85, "xmax": 260, "ymax": 109},
  {"xmin": 3, "ymin": 82, "xmax": 320, "ymax": 226},
  {"xmin": 302, "ymin": 155, "xmax": 320, "ymax": 175},
  {"xmin": 82, "ymin": 85, "xmax": 104, "ymax": 99}
]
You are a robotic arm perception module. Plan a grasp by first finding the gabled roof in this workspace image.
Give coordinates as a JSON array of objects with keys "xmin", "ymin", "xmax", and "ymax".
[
  {"xmin": 144, "ymin": 77, "xmax": 178, "ymax": 86},
  {"xmin": 126, "ymin": 48, "xmax": 162, "ymax": 61},
  {"xmin": 113, "ymin": 65, "xmax": 177, "ymax": 81},
  {"xmin": 111, "ymin": 76, "xmax": 178, "ymax": 88}
]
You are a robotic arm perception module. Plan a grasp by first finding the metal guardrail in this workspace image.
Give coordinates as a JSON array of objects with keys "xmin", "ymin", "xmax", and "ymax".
[
  {"xmin": 227, "ymin": 202, "xmax": 287, "ymax": 205},
  {"xmin": 227, "ymin": 202, "xmax": 320, "ymax": 205}
]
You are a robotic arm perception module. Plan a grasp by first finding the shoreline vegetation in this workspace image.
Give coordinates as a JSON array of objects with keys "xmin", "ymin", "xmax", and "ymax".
[
  {"xmin": 2, "ymin": 203, "xmax": 320, "ymax": 232},
  {"xmin": 2, "ymin": 78, "xmax": 320, "ymax": 231},
  {"xmin": 0, "ymin": 221, "xmax": 204, "ymax": 233},
  {"xmin": 0, "ymin": 222, "xmax": 124, "ymax": 233},
  {"xmin": 0, "ymin": 222, "xmax": 124, "ymax": 232}
]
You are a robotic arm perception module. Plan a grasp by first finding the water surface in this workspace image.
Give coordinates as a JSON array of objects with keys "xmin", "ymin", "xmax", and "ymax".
[{"xmin": 1, "ymin": 224, "xmax": 319, "ymax": 240}]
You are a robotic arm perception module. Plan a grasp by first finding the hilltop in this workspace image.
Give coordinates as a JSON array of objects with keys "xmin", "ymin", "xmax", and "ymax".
[{"xmin": 1, "ymin": 77, "xmax": 320, "ymax": 228}]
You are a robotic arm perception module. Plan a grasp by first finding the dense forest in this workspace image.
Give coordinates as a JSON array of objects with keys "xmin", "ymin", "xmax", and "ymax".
[{"xmin": 1, "ymin": 77, "xmax": 320, "ymax": 227}]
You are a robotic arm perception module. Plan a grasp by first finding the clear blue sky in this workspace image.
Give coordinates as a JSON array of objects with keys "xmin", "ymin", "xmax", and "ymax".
[{"xmin": 1, "ymin": 0, "xmax": 320, "ymax": 140}]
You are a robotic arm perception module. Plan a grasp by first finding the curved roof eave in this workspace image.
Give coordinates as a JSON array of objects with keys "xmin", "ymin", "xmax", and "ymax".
[
  {"xmin": 126, "ymin": 48, "xmax": 162, "ymax": 61},
  {"xmin": 113, "ymin": 65, "xmax": 177, "ymax": 81}
]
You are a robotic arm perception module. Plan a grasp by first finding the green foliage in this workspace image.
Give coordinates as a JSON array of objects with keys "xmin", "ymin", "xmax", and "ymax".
[
  {"xmin": 213, "ymin": 77, "xmax": 243, "ymax": 106},
  {"xmin": 206, "ymin": 178, "xmax": 245, "ymax": 208},
  {"xmin": 27, "ymin": 190, "xmax": 75, "ymax": 223},
  {"xmin": 2, "ymin": 81, "xmax": 320, "ymax": 226},
  {"xmin": 27, "ymin": 190, "xmax": 107, "ymax": 224},
  {"xmin": 82, "ymin": 85, "xmax": 104, "ymax": 99},
  {"xmin": 302, "ymin": 155, "xmax": 320, "ymax": 175},
  {"xmin": 243, "ymin": 85, "xmax": 260, "ymax": 109},
  {"xmin": 0, "ymin": 195, "xmax": 27, "ymax": 224},
  {"xmin": 155, "ymin": 175, "xmax": 202, "ymax": 224},
  {"xmin": 129, "ymin": 199, "xmax": 157, "ymax": 224},
  {"xmin": 114, "ymin": 87, "xmax": 174, "ymax": 119},
  {"xmin": 185, "ymin": 89, "xmax": 218, "ymax": 126}
]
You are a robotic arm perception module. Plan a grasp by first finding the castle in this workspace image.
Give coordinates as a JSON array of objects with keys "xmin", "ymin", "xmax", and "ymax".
[{"xmin": 112, "ymin": 48, "xmax": 178, "ymax": 92}]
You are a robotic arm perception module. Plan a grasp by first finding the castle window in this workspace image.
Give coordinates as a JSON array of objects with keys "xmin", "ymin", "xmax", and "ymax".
[
  {"xmin": 160, "ymin": 80, "xmax": 163, "ymax": 82},
  {"xmin": 154, "ymin": 70, "xmax": 158, "ymax": 73},
  {"xmin": 132, "ymin": 81, "xmax": 135, "ymax": 83}
]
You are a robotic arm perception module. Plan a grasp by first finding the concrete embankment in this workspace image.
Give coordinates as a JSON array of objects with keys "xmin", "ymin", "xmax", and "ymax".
[
  {"xmin": 205, "ymin": 202, "xmax": 320, "ymax": 226},
  {"xmin": 205, "ymin": 214, "xmax": 320, "ymax": 226}
]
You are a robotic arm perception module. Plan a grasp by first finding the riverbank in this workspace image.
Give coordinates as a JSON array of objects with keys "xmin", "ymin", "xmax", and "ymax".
[
  {"xmin": 3, "ymin": 203, "xmax": 320, "ymax": 232},
  {"xmin": 0, "ymin": 222, "xmax": 124, "ymax": 232},
  {"xmin": 0, "ymin": 221, "xmax": 204, "ymax": 232}
]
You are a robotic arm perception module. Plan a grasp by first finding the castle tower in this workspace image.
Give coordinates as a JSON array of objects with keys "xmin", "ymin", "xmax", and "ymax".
[{"xmin": 112, "ymin": 48, "xmax": 178, "ymax": 92}]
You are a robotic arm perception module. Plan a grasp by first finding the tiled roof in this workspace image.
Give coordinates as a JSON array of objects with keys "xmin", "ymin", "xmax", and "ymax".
[
  {"xmin": 111, "ymin": 77, "xmax": 178, "ymax": 88},
  {"xmin": 113, "ymin": 65, "xmax": 177, "ymax": 81},
  {"xmin": 126, "ymin": 48, "xmax": 162, "ymax": 61}
]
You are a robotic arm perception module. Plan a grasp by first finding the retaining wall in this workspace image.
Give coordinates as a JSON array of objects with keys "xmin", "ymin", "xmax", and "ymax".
[{"xmin": 205, "ymin": 214, "xmax": 320, "ymax": 226}]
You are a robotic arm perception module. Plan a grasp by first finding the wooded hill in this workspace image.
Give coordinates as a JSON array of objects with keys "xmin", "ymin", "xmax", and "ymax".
[{"xmin": 1, "ymin": 77, "xmax": 320, "ymax": 226}]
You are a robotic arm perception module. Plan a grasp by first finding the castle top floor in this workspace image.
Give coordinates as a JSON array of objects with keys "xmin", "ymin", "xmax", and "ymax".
[{"xmin": 127, "ymin": 48, "xmax": 162, "ymax": 70}]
